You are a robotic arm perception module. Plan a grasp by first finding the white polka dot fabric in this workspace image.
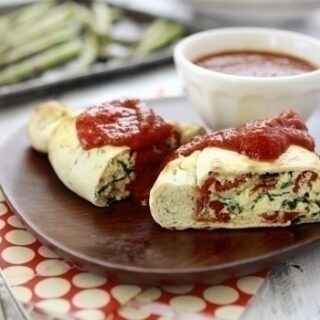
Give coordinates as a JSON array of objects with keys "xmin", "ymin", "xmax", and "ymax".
[{"xmin": 0, "ymin": 188, "xmax": 269, "ymax": 320}]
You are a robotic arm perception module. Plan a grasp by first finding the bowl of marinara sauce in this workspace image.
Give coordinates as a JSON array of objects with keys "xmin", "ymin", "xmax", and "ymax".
[{"xmin": 174, "ymin": 28, "xmax": 320, "ymax": 129}]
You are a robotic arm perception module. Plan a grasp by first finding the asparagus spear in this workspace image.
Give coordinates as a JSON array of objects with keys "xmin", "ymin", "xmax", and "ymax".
[
  {"xmin": 0, "ymin": 19, "xmax": 10, "ymax": 35},
  {"xmin": 0, "ymin": 1, "xmax": 54, "ymax": 33},
  {"xmin": 133, "ymin": 19, "xmax": 185, "ymax": 57},
  {"xmin": 71, "ymin": 2, "xmax": 96, "ymax": 32},
  {"xmin": 0, "ymin": 40, "xmax": 83, "ymax": 86},
  {"xmin": 70, "ymin": 32, "xmax": 99, "ymax": 71},
  {"xmin": 12, "ymin": 1, "xmax": 55, "ymax": 27},
  {"xmin": 2, "ymin": 4, "xmax": 73, "ymax": 46},
  {"xmin": 0, "ymin": 22, "xmax": 71, "ymax": 56},
  {"xmin": 92, "ymin": 1, "xmax": 111, "ymax": 43},
  {"xmin": 110, "ymin": 7, "xmax": 123, "ymax": 23},
  {"xmin": 0, "ymin": 26, "xmax": 79, "ymax": 67}
]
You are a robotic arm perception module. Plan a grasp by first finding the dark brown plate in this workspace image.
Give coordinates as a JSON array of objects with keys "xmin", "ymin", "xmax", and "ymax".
[{"xmin": 1, "ymin": 97, "xmax": 320, "ymax": 285}]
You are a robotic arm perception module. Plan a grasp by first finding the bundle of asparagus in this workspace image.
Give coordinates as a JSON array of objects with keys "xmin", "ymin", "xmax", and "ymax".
[{"xmin": 0, "ymin": 1, "xmax": 186, "ymax": 87}]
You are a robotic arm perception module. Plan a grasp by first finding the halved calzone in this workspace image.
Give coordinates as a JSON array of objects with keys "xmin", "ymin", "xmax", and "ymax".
[
  {"xmin": 28, "ymin": 98, "xmax": 205, "ymax": 206},
  {"xmin": 150, "ymin": 111, "xmax": 320, "ymax": 229}
]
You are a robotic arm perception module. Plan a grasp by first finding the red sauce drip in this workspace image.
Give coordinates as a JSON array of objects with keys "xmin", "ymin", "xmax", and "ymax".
[
  {"xmin": 76, "ymin": 98, "xmax": 178, "ymax": 202},
  {"xmin": 173, "ymin": 110, "xmax": 315, "ymax": 161},
  {"xmin": 195, "ymin": 51, "xmax": 316, "ymax": 77}
]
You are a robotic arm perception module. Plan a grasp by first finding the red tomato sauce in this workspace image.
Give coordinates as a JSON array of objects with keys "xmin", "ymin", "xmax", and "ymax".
[
  {"xmin": 76, "ymin": 98, "xmax": 178, "ymax": 202},
  {"xmin": 195, "ymin": 51, "xmax": 316, "ymax": 77},
  {"xmin": 174, "ymin": 110, "xmax": 315, "ymax": 161}
]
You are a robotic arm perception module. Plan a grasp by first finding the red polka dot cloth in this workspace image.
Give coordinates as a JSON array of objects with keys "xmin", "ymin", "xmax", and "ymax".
[{"xmin": 0, "ymin": 189, "xmax": 269, "ymax": 320}]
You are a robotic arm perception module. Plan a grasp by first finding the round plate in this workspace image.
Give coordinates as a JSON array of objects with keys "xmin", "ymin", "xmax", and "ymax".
[{"xmin": 1, "ymin": 98, "xmax": 320, "ymax": 285}]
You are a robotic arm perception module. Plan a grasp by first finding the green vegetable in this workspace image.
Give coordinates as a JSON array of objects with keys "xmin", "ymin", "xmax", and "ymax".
[
  {"xmin": 70, "ymin": 31, "xmax": 99, "ymax": 71},
  {"xmin": 0, "ymin": 4, "xmax": 73, "ymax": 51},
  {"xmin": 0, "ymin": 27, "xmax": 79, "ymax": 67},
  {"xmin": 280, "ymin": 171, "xmax": 293, "ymax": 189},
  {"xmin": 0, "ymin": 2, "xmax": 186, "ymax": 86},
  {"xmin": 97, "ymin": 184, "xmax": 110, "ymax": 196},
  {"xmin": 228, "ymin": 202, "xmax": 242, "ymax": 214},
  {"xmin": 282, "ymin": 196, "xmax": 309, "ymax": 210},
  {"xmin": 0, "ymin": 1, "xmax": 54, "ymax": 33},
  {"xmin": 12, "ymin": 1, "xmax": 55, "ymax": 26},
  {"xmin": 0, "ymin": 40, "xmax": 83, "ymax": 86},
  {"xmin": 110, "ymin": 7, "xmax": 122, "ymax": 22},
  {"xmin": 133, "ymin": 19, "xmax": 185, "ymax": 57},
  {"xmin": 97, "ymin": 175, "xmax": 127, "ymax": 196},
  {"xmin": 71, "ymin": 2, "xmax": 96, "ymax": 32},
  {"xmin": 117, "ymin": 160, "xmax": 133, "ymax": 175},
  {"xmin": 92, "ymin": 1, "xmax": 111, "ymax": 43}
]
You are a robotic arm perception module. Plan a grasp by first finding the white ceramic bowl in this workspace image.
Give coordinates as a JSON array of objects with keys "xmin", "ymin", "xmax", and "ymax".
[{"xmin": 174, "ymin": 28, "xmax": 320, "ymax": 129}]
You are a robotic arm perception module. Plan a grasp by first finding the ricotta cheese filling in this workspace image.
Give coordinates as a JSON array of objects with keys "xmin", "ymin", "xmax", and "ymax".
[
  {"xmin": 96, "ymin": 151, "xmax": 135, "ymax": 204},
  {"xmin": 196, "ymin": 170, "xmax": 320, "ymax": 225}
]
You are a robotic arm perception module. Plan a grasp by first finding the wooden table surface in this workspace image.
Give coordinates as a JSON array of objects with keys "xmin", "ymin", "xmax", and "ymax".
[{"xmin": 0, "ymin": 64, "xmax": 320, "ymax": 320}]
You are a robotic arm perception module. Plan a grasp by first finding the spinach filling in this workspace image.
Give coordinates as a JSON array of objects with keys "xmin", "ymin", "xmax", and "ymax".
[
  {"xmin": 214, "ymin": 194, "xmax": 243, "ymax": 214},
  {"xmin": 205, "ymin": 171, "xmax": 320, "ymax": 220},
  {"xmin": 118, "ymin": 160, "xmax": 133, "ymax": 175},
  {"xmin": 249, "ymin": 191, "xmax": 290, "ymax": 210},
  {"xmin": 97, "ymin": 175, "xmax": 128, "ymax": 196},
  {"xmin": 97, "ymin": 159, "xmax": 134, "ymax": 197},
  {"xmin": 280, "ymin": 171, "xmax": 293, "ymax": 189},
  {"xmin": 282, "ymin": 194, "xmax": 309, "ymax": 210}
]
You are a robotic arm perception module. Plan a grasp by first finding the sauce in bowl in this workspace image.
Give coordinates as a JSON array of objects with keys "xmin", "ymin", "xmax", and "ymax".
[{"xmin": 195, "ymin": 51, "xmax": 316, "ymax": 77}]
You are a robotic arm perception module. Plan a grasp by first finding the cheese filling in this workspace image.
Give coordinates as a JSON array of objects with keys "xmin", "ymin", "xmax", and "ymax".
[
  {"xmin": 195, "ymin": 170, "xmax": 320, "ymax": 225},
  {"xmin": 96, "ymin": 152, "xmax": 135, "ymax": 204}
]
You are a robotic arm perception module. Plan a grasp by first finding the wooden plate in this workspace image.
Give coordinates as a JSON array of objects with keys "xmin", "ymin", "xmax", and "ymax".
[{"xmin": 1, "ymin": 97, "xmax": 320, "ymax": 285}]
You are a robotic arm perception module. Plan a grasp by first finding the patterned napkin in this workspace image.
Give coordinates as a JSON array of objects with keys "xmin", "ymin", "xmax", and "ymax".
[{"xmin": 0, "ymin": 188, "xmax": 269, "ymax": 320}]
